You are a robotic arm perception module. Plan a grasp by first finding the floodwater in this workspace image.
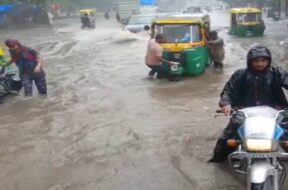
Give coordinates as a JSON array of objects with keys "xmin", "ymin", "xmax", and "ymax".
[{"xmin": 0, "ymin": 11, "xmax": 288, "ymax": 190}]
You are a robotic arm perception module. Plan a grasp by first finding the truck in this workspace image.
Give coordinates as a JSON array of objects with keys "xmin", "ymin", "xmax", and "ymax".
[
  {"xmin": 116, "ymin": 0, "xmax": 158, "ymax": 23},
  {"xmin": 116, "ymin": 0, "xmax": 140, "ymax": 23}
]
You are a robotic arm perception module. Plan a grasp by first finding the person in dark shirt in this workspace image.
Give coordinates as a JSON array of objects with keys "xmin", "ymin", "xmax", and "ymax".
[{"xmin": 5, "ymin": 39, "xmax": 47, "ymax": 96}]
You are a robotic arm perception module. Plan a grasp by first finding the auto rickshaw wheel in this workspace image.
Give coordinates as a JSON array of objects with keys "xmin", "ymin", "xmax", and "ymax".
[{"xmin": 169, "ymin": 75, "xmax": 182, "ymax": 82}]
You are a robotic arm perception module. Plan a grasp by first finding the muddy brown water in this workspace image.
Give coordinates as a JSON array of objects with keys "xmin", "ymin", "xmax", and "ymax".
[{"xmin": 0, "ymin": 11, "xmax": 288, "ymax": 190}]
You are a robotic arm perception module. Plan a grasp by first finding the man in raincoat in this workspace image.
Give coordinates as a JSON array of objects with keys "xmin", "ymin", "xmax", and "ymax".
[
  {"xmin": 206, "ymin": 31, "xmax": 225, "ymax": 68},
  {"xmin": 209, "ymin": 45, "xmax": 288, "ymax": 162}
]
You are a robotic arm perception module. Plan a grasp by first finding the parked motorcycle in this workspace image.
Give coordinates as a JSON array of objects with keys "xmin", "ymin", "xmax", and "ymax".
[{"xmin": 223, "ymin": 106, "xmax": 288, "ymax": 190}]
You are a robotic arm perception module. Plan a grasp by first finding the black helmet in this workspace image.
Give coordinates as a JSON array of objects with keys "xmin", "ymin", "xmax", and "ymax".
[
  {"xmin": 208, "ymin": 30, "xmax": 218, "ymax": 38},
  {"xmin": 247, "ymin": 45, "xmax": 272, "ymax": 67}
]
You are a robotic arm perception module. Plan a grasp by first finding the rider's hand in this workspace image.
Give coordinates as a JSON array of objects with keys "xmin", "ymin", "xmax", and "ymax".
[
  {"xmin": 221, "ymin": 105, "xmax": 232, "ymax": 116},
  {"xmin": 34, "ymin": 66, "xmax": 41, "ymax": 73},
  {"xmin": 169, "ymin": 61, "xmax": 179, "ymax": 65}
]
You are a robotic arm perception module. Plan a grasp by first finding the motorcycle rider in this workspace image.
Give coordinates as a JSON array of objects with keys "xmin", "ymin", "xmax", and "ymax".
[{"xmin": 209, "ymin": 45, "xmax": 288, "ymax": 162}]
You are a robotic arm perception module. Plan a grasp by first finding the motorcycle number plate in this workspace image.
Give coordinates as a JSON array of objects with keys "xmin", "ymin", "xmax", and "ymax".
[{"xmin": 247, "ymin": 153, "xmax": 280, "ymax": 158}]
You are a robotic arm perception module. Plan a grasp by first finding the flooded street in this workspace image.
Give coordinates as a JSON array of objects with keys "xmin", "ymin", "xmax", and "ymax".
[{"xmin": 1, "ymin": 11, "xmax": 288, "ymax": 190}]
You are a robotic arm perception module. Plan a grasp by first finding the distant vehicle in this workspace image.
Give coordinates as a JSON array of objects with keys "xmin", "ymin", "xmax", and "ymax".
[
  {"xmin": 229, "ymin": 8, "xmax": 265, "ymax": 37},
  {"xmin": 272, "ymin": 11, "xmax": 280, "ymax": 21},
  {"xmin": 181, "ymin": 7, "xmax": 203, "ymax": 14},
  {"xmin": 124, "ymin": 14, "xmax": 157, "ymax": 33},
  {"xmin": 79, "ymin": 9, "xmax": 96, "ymax": 29},
  {"xmin": 116, "ymin": 0, "xmax": 140, "ymax": 24},
  {"xmin": 202, "ymin": 6, "xmax": 212, "ymax": 12}
]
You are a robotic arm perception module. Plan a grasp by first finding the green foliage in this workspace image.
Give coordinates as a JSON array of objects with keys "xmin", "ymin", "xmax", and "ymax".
[
  {"xmin": 0, "ymin": 0, "xmax": 47, "ymax": 5},
  {"xmin": 0, "ymin": 0, "xmax": 114, "ymax": 10}
]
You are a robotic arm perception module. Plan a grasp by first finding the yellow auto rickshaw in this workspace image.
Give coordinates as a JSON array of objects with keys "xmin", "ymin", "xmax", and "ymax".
[
  {"xmin": 79, "ymin": 9, "xmax": 96, "ymax": 29},
  {"xmin": 229, "ymin": 8, "xmax": 265, "ymax": 37},
  {"xmin": 147, "ymin": 14, "xmax": 211, "ymax": 78}
]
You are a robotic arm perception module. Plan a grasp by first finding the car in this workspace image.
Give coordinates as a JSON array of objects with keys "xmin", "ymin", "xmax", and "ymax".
[
  {"xmin": 124, "ymin": 14, "xmax": 158, "ymax": 33},
  {"xmin": 181, "ymin": 7, "xmax": 203, "ymax": 14}
]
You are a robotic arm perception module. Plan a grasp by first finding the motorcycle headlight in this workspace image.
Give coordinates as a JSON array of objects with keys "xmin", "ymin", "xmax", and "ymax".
[
  {"xmin": 245, "ymin": 139, "xmax": 275, "ymax": 152},
  {"xmin": 170, "ymin": 65, "xmax": 179, "ymax": 72}
]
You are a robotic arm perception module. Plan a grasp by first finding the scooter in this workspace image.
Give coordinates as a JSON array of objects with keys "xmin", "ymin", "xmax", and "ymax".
[
  {"xmin": 0, "ymin": 66, "xmax": 22, "ymax": 102},
  {"xmin": 223, "ymin": 106, "xmax": 288, "ymax": 190}
]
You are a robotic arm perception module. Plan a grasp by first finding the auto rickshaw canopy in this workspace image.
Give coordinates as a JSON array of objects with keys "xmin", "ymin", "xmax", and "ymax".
[
  {"xmin": 152, "ymin": 13, "xmax": 210, "ymax": 25},
  {"xmin": 230, "ymin": 7, "xmax": 262, "ymax": 14},
  {"xmin": 79, "ymin": 9, "xmax": 96, "ymax": 15}
]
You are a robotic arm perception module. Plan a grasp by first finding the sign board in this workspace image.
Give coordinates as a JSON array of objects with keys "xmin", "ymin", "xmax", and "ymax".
[{"xmin": 140, "ymin": 0, "xmax": 157, "ymax": 6}]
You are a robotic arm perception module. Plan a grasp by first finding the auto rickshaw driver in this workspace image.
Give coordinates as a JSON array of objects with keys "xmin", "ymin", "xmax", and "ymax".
[{"xmin": 81, "ymin": 13, "xmax": 90, "ymax": 28}]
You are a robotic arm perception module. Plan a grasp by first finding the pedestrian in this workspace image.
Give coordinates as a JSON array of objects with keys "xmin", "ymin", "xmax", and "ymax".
[
  {"xmin": 145, "ymin": 34, "xmax": 175, "ymax": 78},
  {"xmin": 116, "ymin": 12, "xmax": 120, "ymax": 23},
  {"xmin": 206, "ymin": 30, "xmax": 225, "ymax": 68},
  {"xmin": 104, "ymin": 11, "xmax": 110, "ymax": 20},
  {"xmin": 5, "ymin": 39, "xmax": 47, "ymax": 96}
]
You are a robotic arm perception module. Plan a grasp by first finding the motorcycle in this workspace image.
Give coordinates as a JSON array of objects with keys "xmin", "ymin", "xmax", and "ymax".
[
  {"xmin": 224, "ymin": 106, "xmax": 288, "ymax": 190},
  {"xmin": 0, "ymin": 65, "xmax": 22, "ymax": 101},
  {"xmin": 273, "ymin": 12, "xmax": 280, "ymax": 21}
]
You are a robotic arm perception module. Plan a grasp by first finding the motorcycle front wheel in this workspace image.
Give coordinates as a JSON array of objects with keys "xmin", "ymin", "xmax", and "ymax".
[
  {"xmin": 251, "ymin": 184, "xmax": 264, "ymax": 190},
  {"xmin": 251, "ymin": 177, "xmax": 273, "ymax": 190}
]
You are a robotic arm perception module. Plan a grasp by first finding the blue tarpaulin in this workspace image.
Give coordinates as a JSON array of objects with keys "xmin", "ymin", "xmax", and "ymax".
[
  {"xmin": 140, "ymin": 0, "xmax": 156, "ymax": 6},
  {"xmin": 0, "ymin": 4, "xmax": 15, "ymax": 13}
]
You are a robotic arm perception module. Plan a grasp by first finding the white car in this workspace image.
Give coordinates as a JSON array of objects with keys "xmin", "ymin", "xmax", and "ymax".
[{"xmin": 124, "ymin": 14, "xmax": 157, "ymax": 33}]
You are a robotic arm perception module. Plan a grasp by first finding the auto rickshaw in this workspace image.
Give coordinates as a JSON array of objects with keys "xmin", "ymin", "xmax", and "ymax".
[
  {"xmin": 229, "ymin": 8, "xmax": 265, "ymax": 37},
  {"xmin": 147, "ymin": 14, "xmax": 211, "ymax": 79},
  {"xmin": 79, "ymin": 9, "xmax": 96, "ymax": 29}
]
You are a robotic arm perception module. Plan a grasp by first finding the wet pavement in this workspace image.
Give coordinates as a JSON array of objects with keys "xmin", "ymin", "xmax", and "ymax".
[{"xmin": 0, "ymin": 11, "xmax": 288, "ymax": 190}]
